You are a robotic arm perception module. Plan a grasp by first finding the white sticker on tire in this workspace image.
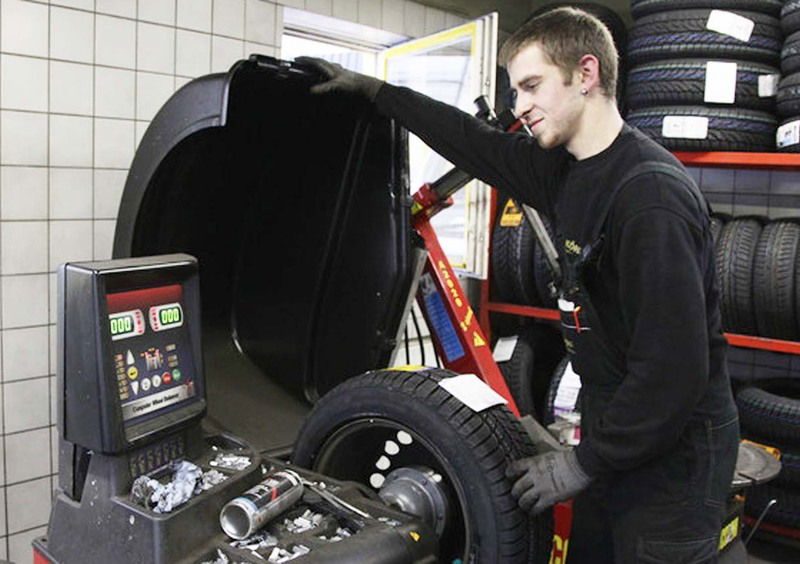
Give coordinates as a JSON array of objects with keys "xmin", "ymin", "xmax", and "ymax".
[
  {"xmin": 662, "ymin": 116, "xmax": 709, "ymax": 139},
  {"xmin": 706, "ymin": 10, "xmax": 754, "ymax": 42},
  {"xmin": 777, "ymin": 120, "xmax": 800, "ymax": 149},
  {"xmin": 758, "ymin": 74, "xmax": 779, "ymax": 97},
  {"xmin": 439, "ymin": 373, "xmax": 507, "ymax": 412},
  {"xmin": 704, "ymin": 61, "xmax": 737, "ymax": 104},
  {"xmin": 492, "ymin": 335, "xmax": 518, "ymax": 363}
]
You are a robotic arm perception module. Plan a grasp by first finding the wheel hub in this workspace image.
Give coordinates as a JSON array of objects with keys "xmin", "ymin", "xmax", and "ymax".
[{"xmin": 378, "ymin": 466, "xmax": 449, "ymax": 537}]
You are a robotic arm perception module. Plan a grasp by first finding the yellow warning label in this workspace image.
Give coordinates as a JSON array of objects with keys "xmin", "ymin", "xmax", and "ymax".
[
  {"xmin": 473, "ymin": 332, "xmax": 486, "ymax": 347},
  {"xmin": 719, "ymin": 516, "xmax": 739, "ymax": 550},
  {"xmin": 409, "ymin": 531, "xmax": 420, "ymax": 542},
  {"xmin": 500, "ymin": 199, "xmax": 523, "ymax": 227},
  {"xmin": 390, "ymin": 365, "xmax": 428, "ymax": 372}
]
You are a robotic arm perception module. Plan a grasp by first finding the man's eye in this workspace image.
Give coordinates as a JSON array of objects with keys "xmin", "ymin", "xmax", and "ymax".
[{"xmin": 525, "ymin": 82, "xmax": 538, "ymax": 91}]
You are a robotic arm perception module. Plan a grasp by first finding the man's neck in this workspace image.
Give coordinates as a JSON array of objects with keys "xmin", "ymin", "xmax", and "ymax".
[{"xmin": 566, "ymin": 99, "xmax": 625, "ymax": 161}]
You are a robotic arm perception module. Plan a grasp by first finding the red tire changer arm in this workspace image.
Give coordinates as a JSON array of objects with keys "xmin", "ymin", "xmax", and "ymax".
[{"xmin": 409, "ymin": 97, "xmax": 525, "ymax": 416}]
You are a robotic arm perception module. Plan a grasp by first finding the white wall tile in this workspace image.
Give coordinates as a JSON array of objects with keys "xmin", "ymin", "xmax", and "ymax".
[
  {"xmin": 139, "ymin": 0, "xmax": 176, "ymax": 25},
  {"xmin": 94, "ymin": 119, "xmax": 135, "ymax": 169},
  {"xmin": 245, "ymin": 0, "xmax": 277, "ymax": 45},
  {"xmin": 1, "ymin": 222, "xmax": 48, "ymax": 275},
  {"xmin": 305, "ymin": 0, "xmax": 332, "ymax": 16},
  {"xmin": 1, "ymin": 275, "xmax": 48, "ymax": 328},
  {"xmin": 50, "ymin": 220, "xmax": 93, "ymax": 271},
  {"xmin": 135, "ymin": 120, "xmax": 150, "ymax": 148},
  {"xmin": 94, "ymin": 169, "xmax": 127, "ymax": 218},
  {"xmin": 178, "ymin": 0, "xmax": 212, "ymax": 32},
  {"xmin": 137, "ymin": 23, "xmax": 176, "ymax": 74},
  {"xmin": 1, "ymin": 0, "xmax": 48, "ymax": 57},
  {"xmin": 50, "ymin": 7, "xmax": 94, "ymax": 64},
  {"xmin": 4, "ymin": 378, "xmax": 49, "ymax": 433},
  {"xmin": 96, "ymin": 15, "xmax": 137, "ymax": 69},
  {"xmin": 0, "ymin": 55, "xmax": 48, "ymax": 112},
  {"xmin": 280, "ymin": 0, "xmax": 305, "ymax": 8},
  {"xmin": 381, "ymin": 0, "xmax": 404, "ymax": 35},
  {"xmin": 10, "ymin": 526, "xmax": 47, "ymax": 564},
  {"xmin": 50, "ymin": 168, "xmax": 93, "ymax": 219},
  {"xmin": 136, "ymin": 72, "xmax": 175, "ymax": 121},
  {"xmin": 1, "ymin": 111, "xmax": 48, "ymax": 166},
  {"xmin": 403, "ymin": 1, "xmax": 425, "ymax": 36},
  {"xmin": 445, "ymin": 13, "xmax": 465, "ymax": 28},
  {"xmin": 49, "ymin": 325, "xmax": 57, "ymax": 375},
  {"xmin": 176, "ymin": 30, "xmax": 212, "ymax": 77},
  {"xmin": 96, "ymin": 0, "xmax": 136, "ymax": 18},
  {"xmin": 424, "ymin": 6, "xmax": 445, "ymax": 34},
  {"xmin": 332, "ymin": 0, "xmax": 357, "ymax": 22},
  {"xmin": 245, "ymin": 42, "xmax": 276, "ymax": 58},
  {"xmin": 50, "ymin": 115, "xmax": 93, "ymax": 167},
  {"xmin": 2, "ymin": 327, "xmax": 50, "ymax": 382},
  {"xmin": 214, "ymin": 0, "xmax": 246, "ymax": 38},
  {"xmin": 51, "ymin": 0, "xmax": 93, "ymax": 9},
  {"xmin": 0, "ymin": 487, "xmax": 6, "ymax": 536},
  {"xmin": 1, "ymin": 167, "xmax": 48, "ymax": 220},
  {"xmin": 6, "ymin": 477, "xmax": 50, "ymax": 533},
  {"xmin": 49, "ymin": 273, "xmax": 57, "ymax": 325},
  {"xmin": 5, "ymin": 428, "xmax": 51, "ymax": 483},
  {"xmin": 95, "ymin": 67, "xmax": 136, "ymax": 119},
  {"xmin": 211, "ymin": 36, "xmax": 244, "ymax": 72},
  {"xmin": 94, "ymin": 219, "xmax": 116, "ymax": 260},
  {"xmin": 358, "ymin": 0, "xmax": 380, "ymax": 27},
  {"xmin": 51, "ymin": 421, "xmax": 58, "ymax": 473},
  {"xmin": 50, "ymin": 61, "xmax": 94, "ymax": 116}
]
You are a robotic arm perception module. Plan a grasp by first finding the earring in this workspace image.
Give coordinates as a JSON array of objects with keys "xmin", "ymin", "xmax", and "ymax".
[{"xmin": 580, "ymin": 88, "xmax": 588, "ymax": 95}]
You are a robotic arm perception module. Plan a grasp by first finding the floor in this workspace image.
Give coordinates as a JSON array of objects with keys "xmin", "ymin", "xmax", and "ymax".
[{"xmin": 746, "ymin": 533, "xmax": 800, "ymax": 563}]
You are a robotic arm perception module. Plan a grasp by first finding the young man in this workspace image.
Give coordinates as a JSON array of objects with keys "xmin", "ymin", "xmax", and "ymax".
[{"xmin": 299, "ymin": 7, "xmax": 739, "ymax": 562}]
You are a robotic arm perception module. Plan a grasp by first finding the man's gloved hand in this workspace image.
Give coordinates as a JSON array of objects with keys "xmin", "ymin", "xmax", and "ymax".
[
  {"xmin": 295, "ymin": 56, "xmax": 384, "ymax": 101},
  {"xmin": 506, "ymin": 450, "xmax": 592, "ymax": 515}
]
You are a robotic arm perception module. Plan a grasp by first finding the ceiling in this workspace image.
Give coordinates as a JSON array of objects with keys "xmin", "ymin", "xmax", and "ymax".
[{"xmin": 415, "ymin": 0, "xmax": 632, "ymax": 35}]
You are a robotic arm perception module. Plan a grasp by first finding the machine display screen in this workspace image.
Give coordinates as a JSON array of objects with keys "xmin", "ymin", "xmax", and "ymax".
[{"xmin": 106, "ymin": 284, "xmax": 199, "ymax": 426}]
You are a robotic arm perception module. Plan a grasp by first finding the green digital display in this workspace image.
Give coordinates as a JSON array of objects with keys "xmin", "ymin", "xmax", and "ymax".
[
  {"xmin": 159, "ymin": 306, "xmax": 182, "ymax": 326},
  {"xmin": 110, "ymin": 313, "xmax": 134, "ymax": 336},
  {"xmin": 108, "ymin": 309, "xmax": 145, "ymax": 341}
]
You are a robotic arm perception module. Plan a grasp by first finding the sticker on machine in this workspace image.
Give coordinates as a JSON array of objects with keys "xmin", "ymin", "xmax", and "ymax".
[
  {"xmin": 662, "ymin": 116, "xmax": 709, "ymax": 139},
  {"xmin": 439, "ymin": 373, "xmax": 507, "ymax": 412}
]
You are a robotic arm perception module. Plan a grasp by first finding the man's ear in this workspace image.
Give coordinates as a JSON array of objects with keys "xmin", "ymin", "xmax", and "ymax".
[{"xmin": 577, "ymin": 54, "xmax": 601, "ymax": 92}]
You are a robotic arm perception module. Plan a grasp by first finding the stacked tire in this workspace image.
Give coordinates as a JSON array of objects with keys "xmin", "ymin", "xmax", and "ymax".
[
  {"xmin": 626, "ymin": 0, "xmax": 782, "ymax": 151},
  {"xmin": 778, "ymin": 1, "xmax": 800, "ymax": 151},
  {"xmin": 736, "ymin": 380, "xmax": 800, "ymax": 535}
]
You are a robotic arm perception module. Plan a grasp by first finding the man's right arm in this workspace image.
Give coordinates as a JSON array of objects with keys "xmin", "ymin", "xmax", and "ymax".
[{"xmin": 374, "ymin": 83, "xmax": 564, "ymax": 212}]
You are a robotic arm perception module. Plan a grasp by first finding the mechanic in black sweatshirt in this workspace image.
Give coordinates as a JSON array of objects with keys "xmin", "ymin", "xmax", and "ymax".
[{"xmin": 299, "ymin": 6, "xmax": 739, "ymax": 563}]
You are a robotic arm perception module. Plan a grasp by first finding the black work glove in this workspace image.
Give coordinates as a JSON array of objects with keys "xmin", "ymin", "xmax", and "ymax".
[
  {"xmin": 506, "ymin": 450, "xmax": 592, "ymax": 515},
  {"xmin": 295, "ymin": 56, "xmax": 384, "ymax": 101}
]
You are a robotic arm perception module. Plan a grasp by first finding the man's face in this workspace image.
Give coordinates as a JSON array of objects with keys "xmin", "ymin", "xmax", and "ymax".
[{"xmin": 507, "ymin": 43, "xmax": 584, "ymax": 150}]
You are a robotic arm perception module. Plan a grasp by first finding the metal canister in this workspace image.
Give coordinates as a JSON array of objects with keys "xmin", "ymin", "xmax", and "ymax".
[{"xmin": 220, "ymin": 469, "xmax": 304, "ymax": 539}]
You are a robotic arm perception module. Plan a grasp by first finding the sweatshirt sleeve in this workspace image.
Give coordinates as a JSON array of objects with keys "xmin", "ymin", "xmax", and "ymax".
[
  {"xmin": 575, "ymin": 180, "xmax": 711, "ymax": 476},
  {"xmin": 374, "ymin": 83, "xmax": 566, "ymax": 211}
]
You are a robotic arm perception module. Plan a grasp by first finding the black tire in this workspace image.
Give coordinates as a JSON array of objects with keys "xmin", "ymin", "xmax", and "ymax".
[
  {"xmin": 778, "ymin": 73, "xmax": 800, "ymax": 118},
  {"xmin": 777, "ymin": 117, "xmax": 800, "ymax": 152},
  {"xmin": 716, "ymin": 217, "xmax": 763, "ymax": 335},
  {"xmin": 497, "ymin": 330, "xmax": 538, "ymax": 418},
  {"xmin": 492, "ymin": 198, "xmax": 539, "ymax": 306},
  {"xmin": 745, "ymin": 482, "xmax": 800, "ymax": 529},
  {"xmin": 532, "ymin": 214, "xmax": 558, "ymax": 309},
  {"xmin": 753, "ymin": 221, "xmax": 800, "ymax": 340},
  {"xmin": 783, "ymin": 0, "xmax": 800, "ymax": 36},
  {"xmin": 778, "ymin": 450, "xmax": 800, "ymax": 489},
  {"xmin": 632, "ymin": 0, "xmax": 783, "ymax": 19},
  {"xmin": 710, "ymin": 212, "xmax": 730, "ymax": 247},
  {"xmin": 291, "ymin": 368, "xmax": 551, "ymax": 563},
  {"xmin": 782, "ymin": 30, "xmax": 800, "ymax": 75},
  {"xmin": 627, "ymin": 106, "xmax": 777, "ymax": 151},
  {"xmin": 737, "ymin": 381, "xmax": 800, "ymax": 447},
  {"xmin": 626, "ymin": 59, "xmax": 779, "ymax": 112},
  {"xmin": 628, "ymin": 10, "xmax": 782, "ymax": 66}
]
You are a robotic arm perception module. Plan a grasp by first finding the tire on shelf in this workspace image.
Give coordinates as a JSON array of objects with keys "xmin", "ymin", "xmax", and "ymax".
[
  {"xmin": 626, "ymin": 59, "xmax": 779, "ymax": 112},
  {"xmin": 628, "ymin": 10, "xmax": 782, "ymax": 67},
  {"xmin": 491, "ymin": 198, "xmax": 539, "ymax": 306},
  {"xmin": 783, "ymin": 0, "xmax": 800, "ymax": 36},
  {"xmin": 716, "ymin": 217, "xmax": 763, "ymax": 335},
  {"xmin": 777, "ymin": 117, "xmax": 800, "ymax": 152},
  {"xmin": 737, "ymin": 381, "xmax": 800, "ymax": 447},
  {"xmin": 778, "ymin": 73, "xmax": 800, "ymax": 118},
  {"xmin": 532, "ymin": 214, "xmax": 558, "ymax": 309},
  {"xmin": 291, "ymin": 367, "xmax": 552, "ymax": 564},
  {"xmin": 753, "ymin": 221, "xmax": 800, "ymax": 340},
  {"xmin": 543, "ymin": 356, "xmax": 582, "ymax": 427},
  {"xmin": 782, "ymin": 31, "xmax": 800, "ymax": 76},
  {"xmin": 710, "ymin": 212, "xmax": 730, "ymax": 248},
  {"xmin": 631, "ymin": 0, "xmax": 783, "ymax": 20},
  {"xmin": 627, "ymin": 106, "xmax": 777, "ymax": 152},
  {"xmin": 497, "ymin": 330, "xmax": 538, "ymax": 418}
]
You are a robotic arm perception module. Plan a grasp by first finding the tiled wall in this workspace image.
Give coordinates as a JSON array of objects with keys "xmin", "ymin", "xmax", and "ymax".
[{"xmin": 0, "ymin": 0, "xmax": 463, "ymax": 560}]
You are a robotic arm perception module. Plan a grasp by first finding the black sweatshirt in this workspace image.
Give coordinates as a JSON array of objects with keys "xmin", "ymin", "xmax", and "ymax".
[{"xmin": 375, "ymin": 84, "xmax": 735, "ymax": 477}]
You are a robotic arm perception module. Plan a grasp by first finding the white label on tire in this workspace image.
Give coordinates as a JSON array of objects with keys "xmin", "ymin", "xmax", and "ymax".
[
  {"xmin": 706, "ymin": 10, "xmax": 754, "ymax": 42},
  {"xmin": 777, "ymin": 120, "xmax": 800, "ymax": 149},
  {"xmin": 704, "ymin": 61, "xmax": 737, "ymax": 104},
  {"xmin": 492, "ymin": 335, "xmax": 518, "ymax": 363},
  {"xmin": 439, "ymin": 373, "xmax": 507, "ymax": 412},
  {"xmin": 758, "ymin": 74, "xmax": 779, "ymax": 97},
  {"xmin": 662, "ymin": 116, "xmax": 709, "ymax": 139}
]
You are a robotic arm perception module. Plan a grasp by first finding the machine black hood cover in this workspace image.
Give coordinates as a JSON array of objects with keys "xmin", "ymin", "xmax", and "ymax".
[{"xmin": 113, "ymin": 55, "xmax": 413, "ymax": 414}]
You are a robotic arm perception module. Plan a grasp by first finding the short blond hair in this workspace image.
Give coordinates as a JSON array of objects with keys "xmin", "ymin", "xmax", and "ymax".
[{"xmin": 499, "ymin": 7, "xmax": 618, "ymax": 98}]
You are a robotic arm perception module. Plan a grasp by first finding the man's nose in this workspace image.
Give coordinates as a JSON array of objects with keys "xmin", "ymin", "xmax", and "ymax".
[{"xmin": 514, "ymin": 93, "xmax": 532, "ymax": 120}]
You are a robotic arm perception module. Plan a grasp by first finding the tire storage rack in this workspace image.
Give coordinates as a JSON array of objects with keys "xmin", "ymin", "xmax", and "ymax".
[{"xmin": 483, "ymin": 0, "xmax": 800, "ymax": 546}]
